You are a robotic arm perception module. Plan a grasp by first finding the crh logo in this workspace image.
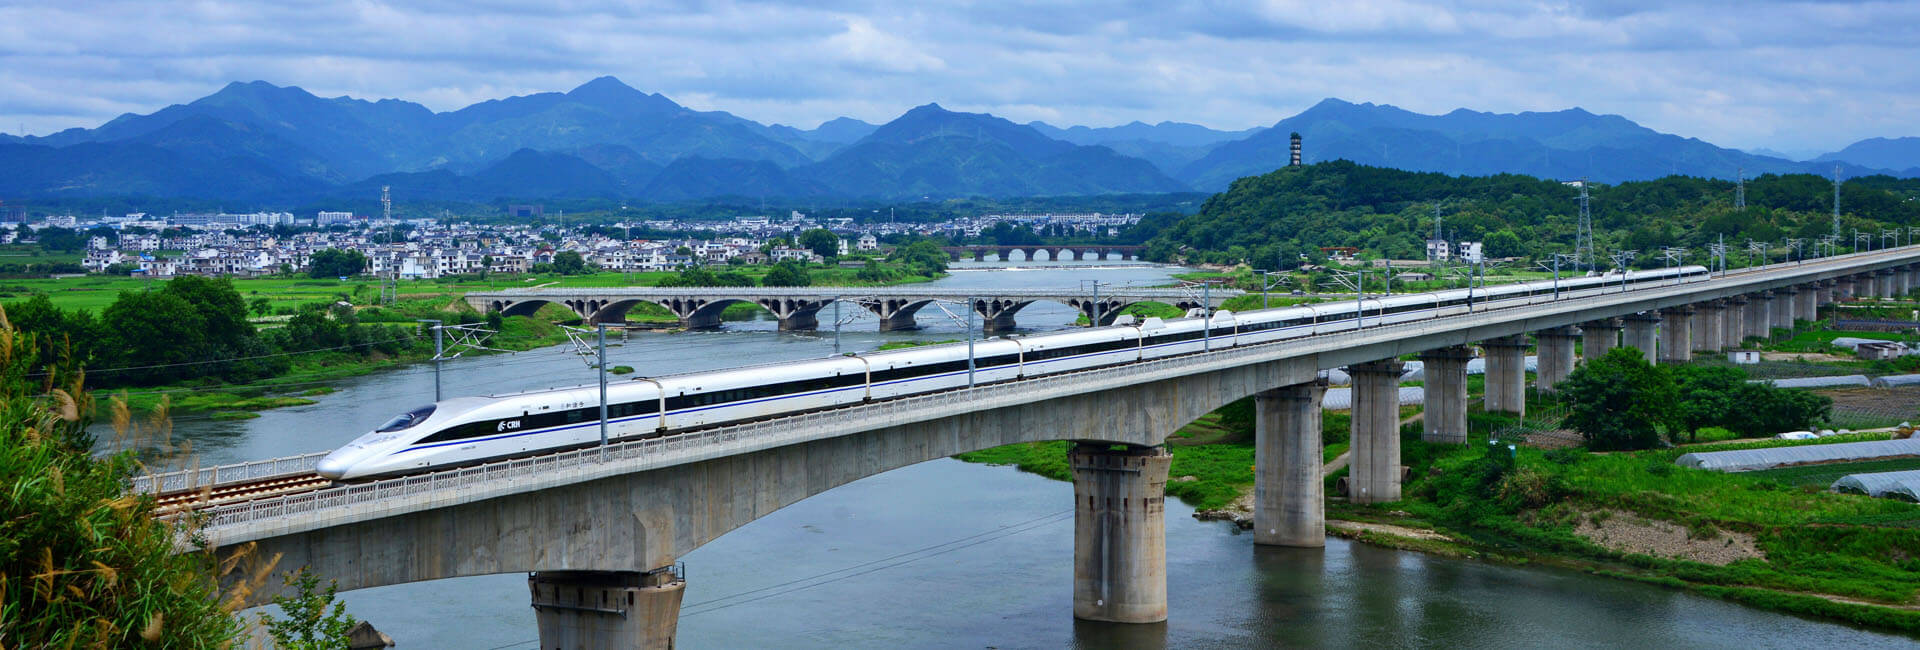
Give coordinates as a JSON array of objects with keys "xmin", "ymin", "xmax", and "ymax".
[{"xmin": 497, "ymin": 420, "xmax": 523, "ymax": 432}]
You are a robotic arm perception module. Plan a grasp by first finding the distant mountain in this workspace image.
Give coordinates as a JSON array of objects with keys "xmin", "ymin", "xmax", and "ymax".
[
  {"xmin": 1178, "ymin": 99, "xmax": 1898, "ymax": 191},
  {"xmin": 1814, "ymin": 137, "xmax": 1920, "ymax": 175},
  {"xmin": 6, "ymin": 80, "xmax": 1917, "ymax": 205},
  {"xmin": 800, "ymin": 104, "xmax": 1188, "ymax": 198},
  {"xmin": 1028, "ymin": 120, "xmax": 1263, "ymax": 148},
  {"xmin": 643, "ymin": 157, "xmax": 825, "ymax": 202}
]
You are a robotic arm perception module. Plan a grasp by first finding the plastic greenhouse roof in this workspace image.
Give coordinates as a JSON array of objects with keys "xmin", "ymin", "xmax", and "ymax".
[
  {"xmin": 1830, "ymin": 469, "xmax": 1920, "ymax": 502},
  {"xmin": 1674, "ymin": 438, "xmax": 1920, "ymax": 472}
]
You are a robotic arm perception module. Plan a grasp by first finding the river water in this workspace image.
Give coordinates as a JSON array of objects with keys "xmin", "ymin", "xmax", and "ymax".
[{"xmin": 137, "ymin": 260, "xmax": 1914, "ymax": 648}]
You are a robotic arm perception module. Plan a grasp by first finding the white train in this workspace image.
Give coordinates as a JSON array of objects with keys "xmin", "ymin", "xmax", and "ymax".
[{"xmin": 316, "ymin": 265, "xmax": 1710, "ymax": 479}]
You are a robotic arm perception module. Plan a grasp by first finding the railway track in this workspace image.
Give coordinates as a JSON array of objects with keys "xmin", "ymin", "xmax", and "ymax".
[{"xmin": 152, "ymin": 473, "xmax": 333, "ymax": 514}]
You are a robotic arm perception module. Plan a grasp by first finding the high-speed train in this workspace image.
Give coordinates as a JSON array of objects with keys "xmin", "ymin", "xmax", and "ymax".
[{"xmin": 316, "ymin": 264, "xmax": 1710, "ymax": 479}]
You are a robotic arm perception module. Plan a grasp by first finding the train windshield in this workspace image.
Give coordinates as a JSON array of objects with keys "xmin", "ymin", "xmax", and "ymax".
[{"xmin": 375, "ymin": 404, "xmax": 437, "ymax": 432}]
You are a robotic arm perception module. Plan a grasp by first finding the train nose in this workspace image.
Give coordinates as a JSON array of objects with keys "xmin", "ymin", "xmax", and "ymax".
[{"xmin": 315, "ymin": 451, "xmax": 352, "ymax": 479}]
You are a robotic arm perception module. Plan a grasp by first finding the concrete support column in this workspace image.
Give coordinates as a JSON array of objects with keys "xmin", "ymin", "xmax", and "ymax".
[
  {"xmin": 1535, "ymin": 327, "xmax": 1579, "ymax": 391},
  {"xmin": 1659, "ymin": 306, "xmax": 1693, "ymax": 363},
  {"xmin": 1622, "ymin": 312, "xmax": 1660, "ymax": 363},
  {"xmin": 1346, "ymin": 359, "xmax": 1406, "ymax": 504},
  {"xmin": 1072, "ymin": 444, "xmax": 1171, "ymax": 624},
  {"xmin": 1747, "ymin": 293, "xmax": 1772, "ymax": 340},
  {"xmin": 1481, "ymin": 335, "xmax": 1528, "ymax": 414},
  {"xmin": 1417, "ymin": 346, "xmax": 1472, "ymax": 444},
  {"xmin": 1878, "ymin": 271, "xmax": 1896, "ymax": 299},
  {"xmin": 1816, "ymin": 281, "xmax": 1834, "ymax": 307},
  {"xmin": 1770, "ymin": 288, "xmax": 1796, "ymax": 330},
  {"xmin": 530, "ymin": 570, "xmax": 685, "ymax": 650},
  {"xmin": 1834, "ymin": 278, "xmax": 1853, "ymax": 300},
  {"xmin": 1723, "ymin": 297, "xmax": 1748, "ymax": 349},
  {"xmin": 1856, "ymin": 274, "xmax": 1877, "ymax": 299},
  {"xmin": 1581, "ymin": 318, "xmax": 1621, "ymax": 361},
  {"xmin": 1795, "ymin": 285, "xmax": 1818, "ymax": 323},
  {"xmin": 1690, "ymin": 301, "xmax": 1721, "ymax": 353},
  {"xmin": 1897, "ymin": 268, "xmax": 1913, "ymax": 298},
  {"xmin": 1254, "ymin": 380, "xmax": 1328, "ymax": 547}
]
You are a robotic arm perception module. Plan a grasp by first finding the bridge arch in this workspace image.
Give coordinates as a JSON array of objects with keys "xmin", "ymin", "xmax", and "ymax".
[
  {"xmin": 588, "ymin": 298, "xmax": 674, "ymax": 325},
  {"xmin": 500, "ymin": 299, "xmax": 576, "ymax": 319},
  {"xmin": 227, "ymin": 355, "xmax": 1316, "ymax": 606}
]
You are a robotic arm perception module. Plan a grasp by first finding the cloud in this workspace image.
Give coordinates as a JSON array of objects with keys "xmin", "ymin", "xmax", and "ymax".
[{"xmin": 0, "ymin": 0, "xmax": 1913, "ymax": 151}]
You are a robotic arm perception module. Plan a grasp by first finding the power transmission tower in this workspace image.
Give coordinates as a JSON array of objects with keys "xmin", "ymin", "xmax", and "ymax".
[
  {"xmin": 1735, "ymin": 167, "xmax": 1746, "ymax": 209},
  {"xmin": 1831, "ymin": 165, "xmax": 1842, "ymax": 240},
  {"xmin": 1575, "ymin": 179, "xmax": 1595, "ymax": 271}
]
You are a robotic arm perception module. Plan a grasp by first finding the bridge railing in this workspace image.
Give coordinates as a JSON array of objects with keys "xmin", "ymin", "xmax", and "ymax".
[
  {"xmin": 132, "ymin": 451, "xmax": 331, "ymax": 494},
  {"xmin": 465, "ymin": 286, "xmax": 1240, "ymax": 298},
  {"xmin": 196, "ymin": 246, "xmax": 1920, "ymax": 531}
]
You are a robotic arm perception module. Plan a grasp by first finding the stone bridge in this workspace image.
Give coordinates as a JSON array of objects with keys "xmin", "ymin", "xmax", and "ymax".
[
  {"xmin": 465, "ymin": 286, "xmax": 1236, "ymax": 333},
  {"xmin": 939, "ymin": 245, "xmax": 1144, "ymax": 262}
]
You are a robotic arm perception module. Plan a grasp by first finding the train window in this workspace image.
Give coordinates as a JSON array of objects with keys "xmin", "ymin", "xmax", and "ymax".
[{"xmin": 375, "ymin": 405, "xmax": 436, "ymax": 432}]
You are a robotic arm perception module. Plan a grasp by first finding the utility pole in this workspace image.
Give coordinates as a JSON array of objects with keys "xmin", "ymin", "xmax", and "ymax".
[
  {"xmin": 415, "ymin": 319, "xmax": 504, "ymax": 403},
  {"xmin": 832, "ymin": 297, "xmax": 842, "ymax": 355},
  {"xmin": 597, "ymin": 324, "xmax": 609, "ymax": 453},
  {"xmin": 966, "ymin": 298, "xmax": 977, "ymax": 387},
  {"xmin": 1203, "ymin": 280, "xmax": 1213, "ymax": 350}
]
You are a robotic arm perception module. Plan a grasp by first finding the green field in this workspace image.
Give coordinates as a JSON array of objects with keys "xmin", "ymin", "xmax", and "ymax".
[{"xmin": 0, "ymin": 263, "xmax": 942, "ymax": 315}]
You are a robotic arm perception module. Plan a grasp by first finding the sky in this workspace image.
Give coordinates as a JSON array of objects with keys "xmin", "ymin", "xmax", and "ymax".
[{"xmin": 1, "ymin": 0, "xmax": 1915, "ymax": 156}]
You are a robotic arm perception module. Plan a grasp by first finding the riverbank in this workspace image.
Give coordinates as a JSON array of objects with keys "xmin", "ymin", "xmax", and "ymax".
[{"xmin": 954, "ymin": 422, "xmax": 1920, "ymax": 635}]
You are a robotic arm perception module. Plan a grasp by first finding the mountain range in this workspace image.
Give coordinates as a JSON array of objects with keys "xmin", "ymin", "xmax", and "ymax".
[{"xmin": 1, "ymin": 77, "xmax": 1914, "ymax": 204}]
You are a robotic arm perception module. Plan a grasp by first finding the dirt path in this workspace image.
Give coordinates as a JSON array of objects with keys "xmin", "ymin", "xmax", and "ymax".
[{"xmin": 1327, "ymin": 519, "xmax": 1454, "ymax": 542}]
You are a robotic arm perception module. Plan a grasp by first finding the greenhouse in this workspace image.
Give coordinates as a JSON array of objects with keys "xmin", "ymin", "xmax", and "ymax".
[
  {"xmin": 1761, "ymin": 375, "xmax": 1872, "ymax": 389},
  {"xmin": 1674, "ymin": 437, "xmax": 1920, "ymax": 472},
  {"xmin": 1870, "ymin": 374, "xmax": 1920, "ymax": 388},
  {"xmin": 1830, "ymin": 470, "xmax": 1920, "ymax": 502}
]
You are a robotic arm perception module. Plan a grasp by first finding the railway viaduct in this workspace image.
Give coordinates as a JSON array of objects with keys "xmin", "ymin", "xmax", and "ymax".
[
  {"xmin": 153, "ymin": 249, "xmax": 1920, "ymax": 648},
  {"xmin": 464, "ymin": 286, "xmax": 1236, "ymax": 333}
]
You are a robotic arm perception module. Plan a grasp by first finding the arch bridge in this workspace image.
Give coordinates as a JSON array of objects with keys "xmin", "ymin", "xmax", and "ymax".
[
  {"xmin": 938, "ymin": 245, "xmax": 1144, "ymax": 262},
  {"xmin": 466, "ymin": 286, "xmax": 1233, "ymax": 333}
]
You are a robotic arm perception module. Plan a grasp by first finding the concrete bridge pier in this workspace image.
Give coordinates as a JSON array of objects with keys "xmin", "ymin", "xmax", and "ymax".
[
  {"xmin": 1853, "ymin": 274, "xmax": 1874, "ymax": 299},
  {"xmin": 1581, "ymin": 318, "xmax": 1621, "ymax": 361},
  {"xmin": 1897, "ymin": 268, "xmax": 1913, "ymax": 298},
  {"xmin": 1535, "ymin": 327, "xmax": 1579, "ymax": 391},
  {"xmin": 1254, "ymin": 380, "xmax": 1328, "ymax": 547},
  {"xmin": 1815, "ymin": 280, "xmax": 1834, "ymax": 307},
  {"xmin": 1071, "ymin": 298, "xmax": 1131, "ymax": 327},
  {"xmin": 1690, "ymin": 301, "xmax": 1722, "ymax": 353},
  {"xmin": 529, "ymin": 569, "xmax": 685, "ymax": 649},
  {"xmin": 1482, "ymin": 335, "xmax": 1528, "ymax": 414},
  {"xmin": 1747, "ymin": 293, "xmax": 1772, "ymax": 340},
  {"xmin": 1721, "ymin": 296, "xmax": 1748, "ymax": 349},
  {"xmin": 1622, "ymin": 312, "xmax": 1660, "ymax": 362},
  {"xmin": 1418, "ymin": 346, "xmax": 1472, "ymax": 444},
  {"xmin": 1346, "ymin": 359, "xmax": 1406, "ymax": 504},
  {"xmin": 1794, "ymin": 285, "xmax": 1818, "ymax": 323},
  {"xmin": 1072, "ymin": 443, "xmax": 1172, "ymax": 624},
  {"xmin": 1658, "ymin": 306, "xmax": 1693, "ymax": 363},
  {"xmin": 1769, "ymin": 288, "xmax": 1795, "ymax": 332},
  {"xmin": 865, "ymin": 298, "xmax": 932, "ymax": 331},
  {"xmin": 975, "ymin": 299, "xmax": 1026, "ymax": 334}
]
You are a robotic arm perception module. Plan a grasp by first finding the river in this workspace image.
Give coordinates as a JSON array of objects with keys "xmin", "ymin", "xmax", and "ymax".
[{"xmin": 137, "ymin": 260, "xmax": 1915, "ymax": 648}]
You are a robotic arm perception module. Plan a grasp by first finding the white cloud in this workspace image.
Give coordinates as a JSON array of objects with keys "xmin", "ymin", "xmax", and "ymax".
[{"xmin": 0, "ymin": 0, "xmax": 1914, "ymax": 152}]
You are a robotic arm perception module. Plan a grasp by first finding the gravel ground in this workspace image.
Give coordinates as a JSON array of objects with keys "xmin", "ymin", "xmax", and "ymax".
[{"xmin": 1573, "ymin": 510, "xmax": 1761, "ymax": 566}]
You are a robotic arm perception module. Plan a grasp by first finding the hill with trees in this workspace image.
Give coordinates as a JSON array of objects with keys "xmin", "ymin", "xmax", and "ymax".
[{"xmin": 1141, "ymin": 160, "xmax": 1920, "ymax": 267}]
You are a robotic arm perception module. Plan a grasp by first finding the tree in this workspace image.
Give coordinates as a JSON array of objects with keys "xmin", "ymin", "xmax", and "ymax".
[
  {"xmin": 1483, "ymin": 229, "xmax": 1525, "ymax": 259},
  {"xmin": 251, "ymin": 297, "xmax": 274, "ymax": 317},
  {"xmin": 1557, "ymin": 347, "xmax": 1678, "ymax": 451},
  {"xmin": 480, "ymin": 254, "xmax": 494, "ymax": 279},
  {"xmin": 103, "ymin": 262, "xmax": 138, "ymax": 276},
  {"xmin": 553, "ymin": 251, "xmax": 588, "ymax": 275},
  {"xmin": 887, "ymin": 240, "xmax": 950, "ymax": 277},
  {"xmin": 36, "ymin": 226, "xmax": 84, "ymax": 253},
  {"xmin": 799, "ymin": 228, "xmax": 840, "ymax": 258},
  {"xmin": 761, "ymin": 261, "xmax": 812, "ymax": 287},
  {"xmin": 308, "ymin": 248, "xmax": 368, "ymax": 278},
  {"xmin": 259, "ymin": 567, "xmax": 358, "ymax": 650},
  {"xmin": 0, "ymin": 308, "xmax": 251, "ymax": 647}
]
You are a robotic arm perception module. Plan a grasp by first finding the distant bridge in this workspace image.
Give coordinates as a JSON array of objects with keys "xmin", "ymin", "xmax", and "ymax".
[
  {"xmin": 939, "ymin": 245, "xmax": 1144, "ymax": 262},
  {"xmin": 465, "ymin": 286, "xmax": 1239, "ymax": 333}
]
